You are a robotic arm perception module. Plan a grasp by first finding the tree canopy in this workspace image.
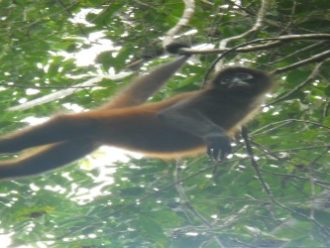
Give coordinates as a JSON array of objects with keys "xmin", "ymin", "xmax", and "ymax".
[{"xmin": 0, "ymin": 0, "xmax": 330, "ymax": 247}]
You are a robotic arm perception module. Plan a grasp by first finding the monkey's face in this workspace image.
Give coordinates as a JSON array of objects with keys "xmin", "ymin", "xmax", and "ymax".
[
  {"xmin": 218, "ymin": 71, "xmax": 254, "ymax": 88},
  {"xmin": 212, "ymin": 67, "xmax": 273, "ymax": 95}
]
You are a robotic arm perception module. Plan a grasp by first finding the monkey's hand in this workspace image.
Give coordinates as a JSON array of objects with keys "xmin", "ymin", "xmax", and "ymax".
[{"xmin": 205, "ymin": 134, "xmax": 231, "ymax": 161}]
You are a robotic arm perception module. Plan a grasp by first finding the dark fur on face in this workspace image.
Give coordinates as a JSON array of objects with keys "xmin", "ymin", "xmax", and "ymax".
[{"xmin": 211, "ymin": 67, "xmax": 273, "ymax": 94}]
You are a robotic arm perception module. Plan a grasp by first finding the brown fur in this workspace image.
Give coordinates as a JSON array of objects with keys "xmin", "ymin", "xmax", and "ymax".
[{"xmin": 0, "ymin": 58, "xmax": 273, "ymax": 179}]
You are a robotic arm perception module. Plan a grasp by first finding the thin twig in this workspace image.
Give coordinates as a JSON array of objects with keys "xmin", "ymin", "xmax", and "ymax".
[
  {"xmin": 261, "ymin": 170, "xmax": 330, "ymax": 189},
  {"xmin": 323, "ymin": 99, "xmax": 330, "ymax": 118},
  {"xmin": 274, "ymin": 145, "xmax": 330, "ymax": 153},
  {"xmin": 216, "ymin": 0, "xmax": 270, "ymax": 69},
  {"xmin": 8, "ymin": 75, "xmax": 113, "ymax": 111},
  {"xmin": 174, "ymin": 162, "xmax": 225, "ymax": 247},
  {"xmin": 278, "ymin": 0, "xmax": 297, "ymax": 34},
  {"xmin": 271, "ymin": 50, "xmax": 330, "ymax": 74},
  {"xmin": 187, "ymin": 33, "xmax": 330, "ymax": 55},
  {"xmin": 241, "ymin": 127, "xmax": 330, "ymax": 238},
  {"xmin": 218, "ymin": 0, "xmax": 270, "ymax": 49},
  {"xmin": 270, "ymin": 61, "xmax": 325, "ymax": 105},
  {"xmin": 268, "ymin": 41, "xmax": 326, "ymax": 65},
  {"xmin": 242, "ymin": 128, "xmax": 274, "ymax": 199},
  {"xmin": 252, "ymin": 119, "xmax": 330, "ymax": 136},
  {"xmin": 203, "ymin": 35, "xmax": 330, "ymax": 84}
]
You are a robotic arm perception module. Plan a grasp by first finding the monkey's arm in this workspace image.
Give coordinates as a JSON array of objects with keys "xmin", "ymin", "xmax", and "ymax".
[
  {"xmin": 0, "ymin": 55, "xmax": 189, "ymax": 153},
  {"xmin": 0, "ymin": 54, "xmax": 189, "ymax": 153},
  {"xmin": 159, "ymin": 103, "xmax": 231, "ymax": 160},
  {"xmin": 0, "ymin": 55, "xmax": 190, "ymax": 179},
  {"xmin": 102, "ymin": 55, "xmax": 189, "ymax": 109}
]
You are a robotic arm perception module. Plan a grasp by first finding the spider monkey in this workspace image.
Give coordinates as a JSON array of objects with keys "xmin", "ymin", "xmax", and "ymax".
[{"xmin": 0, "ymin": 47, "xmax": 273, "ymax": 179}]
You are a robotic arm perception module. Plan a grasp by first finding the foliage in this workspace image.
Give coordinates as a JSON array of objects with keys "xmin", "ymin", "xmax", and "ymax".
[{"xmin": 0, "ymin": 0, "xmax": 329, "ymax": 247}]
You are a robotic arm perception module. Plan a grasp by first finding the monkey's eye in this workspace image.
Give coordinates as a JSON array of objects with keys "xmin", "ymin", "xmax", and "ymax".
[
  {"xmin": 236, "ymin": 72, "xmax": 254, "ymax": 80},
  {"xmin": 220, "ymin": 73, "xmax": 253, "ymax": 84},
  {"xmin": 220, "ymin": 77, "xmax": 230, "ymax": 84},
  {"xmin": 223, "ymin": 75, "xmax": 251, "ymax": 88}
]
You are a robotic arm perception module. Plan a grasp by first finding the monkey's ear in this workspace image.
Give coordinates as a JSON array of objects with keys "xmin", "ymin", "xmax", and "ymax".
[{"xmin": 165, "ymin": 43, "xmax": 190, "ymax": 55}]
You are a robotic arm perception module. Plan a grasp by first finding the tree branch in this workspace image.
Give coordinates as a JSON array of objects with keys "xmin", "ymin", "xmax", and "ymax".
[
  {"xmin": 218, "ymin": 0, "xmax": 270, "ymax": 50},
  {"xmin": 242, "ymin": 128, "xmax": 330, "ymax": 238},
  {"xmin": 216, "ymin": 0, "xmax": 270, "ymax": 69},
  {"xmin": 270, "ymin": 62, "xmax": 325, "ymax": 105},
  {"xmin": 185, "ymin": 33, "xmax": 330, "ymax": 55},
  {"xmin": 174, "ymin": 162, "xmax": 225, "ymax": 247},
  {"xmin": 162, "ymin": 0, "xmax": 195, "ymax": 46},
  {"xmin": 271, "ymin": 50, "xmax": 330, "ymax": 74}
]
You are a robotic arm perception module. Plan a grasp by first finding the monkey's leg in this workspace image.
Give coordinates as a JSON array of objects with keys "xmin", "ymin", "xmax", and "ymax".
[
  {"xmin": 159, "ymin": 105, "xmax": 231, "ymax": 160},
  {"xmin": 0, "ymin": 114, "xmax": 96, "ymax": 153},
  {"xmin": 0, "ymin": 139, "xmax": 98, "ymax": 179},
  {"xmin": 102, "ymin": 55, "xmax": 189, "ymax": 109}
]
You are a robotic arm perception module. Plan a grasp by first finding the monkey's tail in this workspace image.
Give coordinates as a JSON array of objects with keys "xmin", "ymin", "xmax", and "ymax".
[{"xmin": 0, "ymin": 139, "xmax": 98, "ymax": 179}]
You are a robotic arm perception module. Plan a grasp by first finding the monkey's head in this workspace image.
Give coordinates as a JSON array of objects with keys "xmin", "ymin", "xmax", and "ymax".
[{"xmin": 210, "ymin": 67, "xmax": 273, "ymax": 96}]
